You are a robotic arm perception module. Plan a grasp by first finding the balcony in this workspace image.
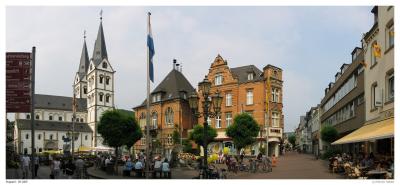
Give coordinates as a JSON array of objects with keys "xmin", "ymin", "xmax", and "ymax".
[{"xmin": 267, "ymin": 127, "xmax": 283, "ymax": 138}]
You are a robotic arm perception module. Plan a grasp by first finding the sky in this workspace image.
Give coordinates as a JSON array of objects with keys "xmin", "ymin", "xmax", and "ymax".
[{"xmin": 6, "ymin": 6, "xmax": 374, "ymax": 132}]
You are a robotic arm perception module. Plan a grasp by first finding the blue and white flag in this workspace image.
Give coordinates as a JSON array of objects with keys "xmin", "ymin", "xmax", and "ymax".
[{"xmin": 147, "ymin": 12, "xmax": 155, "ymax": 82}]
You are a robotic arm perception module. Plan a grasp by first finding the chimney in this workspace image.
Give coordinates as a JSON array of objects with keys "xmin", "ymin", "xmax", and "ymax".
[{"xmin": 173, "ymin": 59, "xmax": 177, "ymax": 70}]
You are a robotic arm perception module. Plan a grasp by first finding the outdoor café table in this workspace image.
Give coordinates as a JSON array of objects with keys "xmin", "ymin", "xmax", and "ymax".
[{"xmin": 366, "ymin": 170, "xmax": 387, "ymax": 179}]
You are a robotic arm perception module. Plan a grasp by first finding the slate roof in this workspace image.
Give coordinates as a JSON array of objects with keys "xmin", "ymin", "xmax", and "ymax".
[
  {"xmin": 136, "ymin": 69, "xmax": 196, "ymax": 108},
  {"xmin": 34, "ymin": 94, "xmax": 87, "ymax": 112},
  {"xmin": 91, "ymin": 21, "xmax": 108, "ymax": 66},
  {"xmin": 77, "ymin": 39, "xmax": 90, "ymax": 80},
  {"xmin": 16, "ymin": 119, "xmax": 92, "ymax": 132},
  {"xmin": 230, "ymin": 65, "xmax": 263, "ymax": 83}
]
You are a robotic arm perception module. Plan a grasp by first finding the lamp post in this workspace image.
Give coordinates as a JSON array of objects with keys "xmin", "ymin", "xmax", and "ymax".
[{"xmin": 188, "ymin": 76, "xmax": 222, "ymax": 178}]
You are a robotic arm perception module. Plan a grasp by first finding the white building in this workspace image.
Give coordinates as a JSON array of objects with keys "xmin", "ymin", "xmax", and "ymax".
[{"xmin": 14, "ymin": 14, "xmax": 119, "ymax": 154}]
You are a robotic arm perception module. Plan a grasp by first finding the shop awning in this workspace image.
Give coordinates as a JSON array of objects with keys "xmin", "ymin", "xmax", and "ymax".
[
  {"xmin": 77, "ymin": 146, "xmax": 93, "ymax": 152},
  {"xmin": 332, "ymin": 118, "xmax": 394, "ymax": 145}
]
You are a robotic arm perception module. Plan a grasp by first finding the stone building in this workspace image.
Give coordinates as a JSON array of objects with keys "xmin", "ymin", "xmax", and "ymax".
[{"xmin": 196, "ymin": 55, "xmax": 284, "ymax": 157}]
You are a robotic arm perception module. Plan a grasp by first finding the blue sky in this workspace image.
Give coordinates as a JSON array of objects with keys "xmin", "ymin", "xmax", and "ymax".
[{"xmin": 6, "ymin": 6, "xmax": 373, "ymax": 132}]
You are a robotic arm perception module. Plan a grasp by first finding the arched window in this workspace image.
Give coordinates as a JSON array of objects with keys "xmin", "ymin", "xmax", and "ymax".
[
  {"xmin": 83, "ymin": 86, "xmax": 87, "ymax": 94},
  {"xmin": 35, "ymin": 115, "xmax": 40, "ymax": 120},
  {"xmin": 165, "ymin": 107, "xmax": 174, "ymax": 126},
  {"xmin": 49, "ymin": 115, "xmax": 53, "ymax": 120},
  {"xmin": 85, "ymin": 135, "xmax": 88, "ymax": 140},
  {"xmin": 80, "ymin": 118, "xmax": 84, "ymax": 122},
  {"xmin": 25, "ymin": 134, "xmax": 29, "ymax": 139},
  {"xmin": 38, "ymin": 134, "xmax": 41, "ymax": 140},
  {"xmin": 106, "ymin": 77, "xmax": 110, "ymax": 85},
  {"xmin": 102, "ymin": 62, "xmax": 107, "ymax": 69},
  {"xmin": 152, "ymin": 112, "xmax": 158, "ymax": 128},
  {"xmin": 49, "ymin": 134, "xmax": 53, "ymax": 140},
  {"xmin": 58, "ymin": 116, "xmax": 63, "ymax": 121},
  {"xmin": 26, "ymin": 114, "xmax": 30, "ymax": 119},
  {"xmin": 98, "ymin": 93, "xmax": 102, "ymax": 102},
  {"xmin": 105, "ymin": 94, "xmax": 110, "ymax": 103},
  {"xmin": 99, "ymin": 76, "xmax": 104, "ymax": 84}
]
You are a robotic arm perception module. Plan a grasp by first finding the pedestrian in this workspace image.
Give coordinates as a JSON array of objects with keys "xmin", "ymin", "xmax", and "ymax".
[
  {"xmin": 65, "ymin": 159, "xmax": 76, "ymax": 179},
  {"xmin": 75, "ymin": 156, "xmax": 85, "ymax": 179},
  {"xmin": 21, "ymin": 153, "xmax": 30, "ymax": 179},
  {"xmin": 52, "ymin": 157, "xmax": 61, "ymax": 179},
  {"xmin": 154, "ymin": 157, "xmax": 162, "ymax": 178},
  {"xmin": 34, "ymin": 155, "xmax": 39, "ymax": 177},
  {"xmin": 134, "ymin": 159, "xmax": 144, "ymax": 177},
  {"xmin": 161, "ymin": 159, "xmax": 170, "ymax": 178}
]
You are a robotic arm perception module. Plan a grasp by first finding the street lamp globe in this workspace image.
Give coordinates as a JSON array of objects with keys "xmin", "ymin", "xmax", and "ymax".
[
  {"xmin": 212, "ymin": 90, "xmax": 223, "ymax": 114},
  {"xmin": 188, "ymin": 91, "xmax": 199, "ymax": 113},
  {"xmin": 198, "ymin": 76, "xmax": 211, "ymax": 97}
]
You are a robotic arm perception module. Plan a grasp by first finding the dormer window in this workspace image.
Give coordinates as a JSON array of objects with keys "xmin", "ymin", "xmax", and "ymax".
[
  {"xmin": 102, "ymin": 62, "xmax": 107, "ymax": 69},
  {"xmin": 247, "ymin": 73, "xmax": 254, "ymax": 81},
  {"xmin": 215, "ymin": 74, "xmax": 223, "ymax": 86},
  {"xmin": 152, "ymin": 93, "xmax": 162, "ymax": 102}
]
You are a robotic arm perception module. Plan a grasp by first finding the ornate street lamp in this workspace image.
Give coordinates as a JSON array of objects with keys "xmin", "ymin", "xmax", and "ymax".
[{"xmin": 188, "ymin": 76, "xmax": 222, "ymax": 178}]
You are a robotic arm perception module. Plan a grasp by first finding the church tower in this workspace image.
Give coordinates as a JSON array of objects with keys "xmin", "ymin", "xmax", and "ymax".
[
  {"xmin": 74, "ymin": 32, "xmax": 90, "ymax": 99},
  {"xmin": 86, "ymin": 13, "xmax": 115, "ymax": 147}
]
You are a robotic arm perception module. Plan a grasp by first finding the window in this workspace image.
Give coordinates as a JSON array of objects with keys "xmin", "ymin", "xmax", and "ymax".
[
  {"xmin": 99, "ymin": 76, "xmax": 104, "ymax": 84},
  {"xmin": 165, "ymin": 107, "xmax": 174, "ymax": 125},
  {"xmin": 226, "ymin": 113, "xmax": 232, "ymax": 127},
  {"xmin": 49, "ymin": 115, "xmax": 53, "ymax": 120},
  {"xmin": 167, "ymin": 134, "xmax": 173, "ymax": 145},
  {"xmin": 387, "ymin": 72, "xmax": 394, "ymax": 101},
  {"xmin": 272, "ymin": 112, "xmax": 280, "ymax": 127},
  {"xmin": 387, "ymin": 23, "xmax": 394, "ymax": 49},
  {"xmin": 25, "ymin": 134, "xmax": 29, "ymax": 139},
  {"xmin": 26, "ymin": 114, "xmax": 30, "ymax": 119},
  {"xmin": 152, "ymin": 112, "xmax": 158, "ymax": 129},
  {"xmin": 139, "ymin": 113, "xmax": 146, "ymax": 129},
  {"xmin": 247, "ymin": 73, "xmax": 254, "ymax": 81},
  {"xmin": 106, "ymin": 77, "xmax": 110, "ymax": 85},
  {"xmin": 371, "ymin": 41, "xmax": 378, "ymax": 66},
  {"xmin": 106, "ymin": 94, "xmax": 110, "ymax": 103},
  {"xmin": 38, "ymin": 134, "xmax": 41, "ymax": 140},
  {"xmin": 83, "ymin": 86, "xmax": 87, "ymax": 94},
  {"xmin": 89, "ymin": 64, "xmax": 93, "ymax": 71},
  {"xmin": 85, "ymin": 135, "xmax": 88, "ymax": 140},
  {"xmin": 207, "ymin": 116, "xmax": 211, "ymax": 125},
  {"xmin": 215, "ymin": 74, "xmax": 223, "ymax": 86},
  {"xmin": 246, "ymin": 90, "xmax": 253, "ymax": 105},
  {"xmin": 372, "ymin": 84, "xmax": 378, "ymax": 109},
  {"xmin": 99, "ymin": 93, "xmax": 103, "ymax": 102},
  {"xmin": 50, "ymin": 134, "xmax": 53, "ymax": 140},
  {"xmin": 215, "ymin": 116, "xmax": 221, "ymax": 128},
  {"xmin": 226, "ymin": 93, "xmax": 232, "ymax": 106},
  {"xmin": 80, "ymin": 118, "xmax": 84, "ymax": 122},
  {"xmin": 58, "ymin": 116, "xmax": 62, "ymax": 121},
  {"xmin": 35, "ymin": 115, "xmax": 40, "ymax": 120},
  {"xmin": 272, "ymin": 88, "xmax": 279, "ymax": 103},
  {"xmin": 102, "ymin": 62, "xmax": 107, "ymax": 69}
]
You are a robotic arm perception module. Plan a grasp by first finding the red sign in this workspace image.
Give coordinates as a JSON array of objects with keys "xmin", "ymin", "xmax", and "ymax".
[{"xmin": 6, "ymin": 52, "xmax": 32, "ymax": 112}]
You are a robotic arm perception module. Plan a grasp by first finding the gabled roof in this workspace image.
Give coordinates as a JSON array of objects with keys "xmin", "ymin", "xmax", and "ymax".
[
  {"xmin": 77, "ymin": 39, "xmax": 90, "ymax": 79},
  {"xmin": 34, "ymin": 94, "xmax": 87, "ymax": 112},
  {"xmin": 17, "ymin": 119, "xmax": 92, "ymax": 132},
  {"xmin": 91, "ymin": 20, "xmax": 108, "ymax": 66},
  {"xmin": 230, "ymin": 65, "xmax": 263, "ymax": 83},
  {"xmin": 136, "ymin": 69, "xmax": 195, "ymax": 107}
]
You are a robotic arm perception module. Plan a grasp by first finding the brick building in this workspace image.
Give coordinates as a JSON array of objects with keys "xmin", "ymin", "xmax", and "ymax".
[
  {"xmin": 133, "ymin": 61, "xmax": 196, "ymax": 159},
  {"xmin": 197, "ymin": 55, "xmax": 284, "ymax": 156}
]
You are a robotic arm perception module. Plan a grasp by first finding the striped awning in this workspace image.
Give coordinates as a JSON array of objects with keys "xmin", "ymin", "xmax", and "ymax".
[{"xmin": 332, "ymin": 118, "xmax": 394, "ymax": 145}]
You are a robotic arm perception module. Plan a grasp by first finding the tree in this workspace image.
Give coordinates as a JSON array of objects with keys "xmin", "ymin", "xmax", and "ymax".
[
  {"xmin": 189, "ymin": 124, "xmax": 217, "ymax": 147},
  {"xmin": 226, "ymin": 113, "xmax": 260, "ymax": 155},
  {"xmin": 288, "ymin": 134, "xmax": 296, "ymax": 147},
  {"xmin": 98, "ymin": 109, "xmax": 142, "ymax": 173},
  {"xmin": 172, "ymin": 130, "xmax": 180, "ymax": 145},
  {"xmin": 321, "ymin": 125, "xmax": 339, "ymax": 143}
]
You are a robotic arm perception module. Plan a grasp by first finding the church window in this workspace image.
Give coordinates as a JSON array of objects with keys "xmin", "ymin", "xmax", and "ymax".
[
  {"xmin": 106, "ymin": 77, "xmax": 110, "ymax": 85},
  {"xmin": 99, "ymin": 76, "xmax": 104, "ymax": 84},
  {"xmin": 25, "ymin": 134, "xmax": 29, "ymax": 139},
  {"xmin": 102, "ymin": 62, "xmax": 107, "ymax": 69},
  {"xmin": 26, "ymin": 114, "xmax": 30, "ymax": 119},
  {"xmin": 80, "ymin": 118, "xmax": 84, "ymax": 122},
  {"xmin": 83, "ymin": 86, "xmax": 87, "ymax": 94},
  {"xmin": 49, "ymin": 115, "xmax": 53, "ymax": 120},
  {"xmin": 106, "ymin": 94, "xmax": 110, "ymax": 103},
  {"xmin": 36, "ymin": 115, "xmax": 40, "ymax": 120},
  {"xmin": 99, "ymin": 93, "xmax": 103, "ymax": 102},
  {"xmin": 85, "ymin": 135, "xmax": 88, "ymax": 140},
  {"xmin": 50, "ymin": 134, "xmax": 53, "ymax": 140},
  {"xmin": 58, "ymin": 116, "xmax": 63, "ymax": 121},
  {"xmin": 38, "ymin": 134, "xmax": 41, "ymax": 140}
]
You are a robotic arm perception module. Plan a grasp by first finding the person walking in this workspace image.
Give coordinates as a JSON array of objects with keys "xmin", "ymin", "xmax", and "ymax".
[
  {"xmin": 21, "ymin": 154, "xmax": 31, "ymax": 179},
  {"xmin": 75, "ymin": 156, "xmax": 85, "ymax": 179},
  {"xmin": 65, "ymin": 159, "xmax": 76, "ymax": 179},
  {"xmin": 52, "ymin": 157, "xmax": 61, "ymax": 179},
  {"xmin": 161, "ymin": 159, "xmax": 170, "ymax": 179},
  {"xmin": 33, "ymin": 155, "xmax": 39, "ymax": 178}
]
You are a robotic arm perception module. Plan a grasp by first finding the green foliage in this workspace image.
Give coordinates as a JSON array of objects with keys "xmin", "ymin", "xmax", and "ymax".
[
  {"xmin": 172, "ymin": 130, "xmax": 180, "ymax": 144},
  {"xmin": 182, "ymin": 139, "xmax": 194, "ymax": 153},
  {"xmin": 98, "ymin": 109, "xmax": 143, "ymax": 150},
  {"xmin": 288, "ymin": 134, "xmax": 296, "ymax": 147},
  {"xmin": 321, "ymin": 125, "xmax": 339, "ymax": 143},
  {"xmin": 189, "ymin": 124, "xmax": 217, "ymax": 146},
  {"xmin": 259, "ymin": 145, "xmax": 266, "ymax": 155},
  {"xmin": 321, "ymin": 147, "xmax": 341, "ymax": 160},
  {"xmin": 226, "ymin": 113, "xmax": 260, "ymax": 153}
]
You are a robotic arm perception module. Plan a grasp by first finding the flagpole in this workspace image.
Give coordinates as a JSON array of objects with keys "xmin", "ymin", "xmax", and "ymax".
[{"xmin": 145, "ymin": 12, "xmax": 151, "ymax": 179}]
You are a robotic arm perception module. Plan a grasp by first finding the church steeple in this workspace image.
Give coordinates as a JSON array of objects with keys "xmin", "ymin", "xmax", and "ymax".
[
  {"xmin": 92, "ymin": 11, "xmax": 108, "ymax": 65},
  {"xmin": 78, "ymin": 31, "xmax": 90, "ymax": 78}
]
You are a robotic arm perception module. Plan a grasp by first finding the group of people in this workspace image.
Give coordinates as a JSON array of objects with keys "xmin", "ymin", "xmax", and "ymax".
[
  {"xmin": 19, "ymin": 154, "xmax": 39, "ymax": 179},
  {"xmin": 329, "ymin": 152, "xmax": 394, "ymax": 179},
  {"xmin": 121, "ymin": 154, "xmax": 171, "ymax": 178}
]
